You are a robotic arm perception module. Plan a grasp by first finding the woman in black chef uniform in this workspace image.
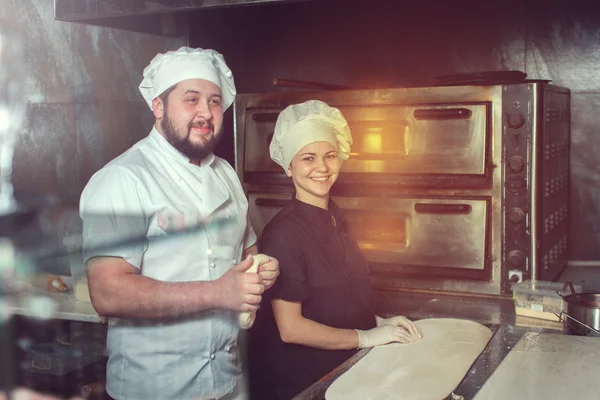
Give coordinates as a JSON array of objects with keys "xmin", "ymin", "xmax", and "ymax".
[{"xmin": 248, "ymin": 100, "xmax": 423, "ymax": 400}]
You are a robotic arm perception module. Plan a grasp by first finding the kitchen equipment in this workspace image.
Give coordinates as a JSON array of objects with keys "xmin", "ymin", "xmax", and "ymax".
[
  {"xmin": 511, "ymin": 280, "xmax": 582, "ymax": 321},
  {"xmin": 556, "ymin": 281, "xmax": 600, "ymax": 336},
  {"xmin": 435, "ymin": 70, "xmax": 535, "ymax": 86},
  {"xmin": 235, "ymin": 79, "xmax": 570, "ymax": 296}
]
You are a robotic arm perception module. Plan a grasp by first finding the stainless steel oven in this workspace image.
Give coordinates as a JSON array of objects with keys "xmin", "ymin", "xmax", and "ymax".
[{"xmin": 235, "ymin": 82, "xmax": 570, "ymax": 296}]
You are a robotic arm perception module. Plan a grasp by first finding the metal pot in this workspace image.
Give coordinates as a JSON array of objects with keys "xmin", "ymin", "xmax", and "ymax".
[{"xmin": 557, "ymin": 282, "xmax": 600, "ymax": 337}]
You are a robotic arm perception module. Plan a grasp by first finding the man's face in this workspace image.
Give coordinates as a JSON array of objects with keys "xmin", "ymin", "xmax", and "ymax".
[{"xmin": 154, "ymin": 78, "xmax": 224, "ymax": 161}]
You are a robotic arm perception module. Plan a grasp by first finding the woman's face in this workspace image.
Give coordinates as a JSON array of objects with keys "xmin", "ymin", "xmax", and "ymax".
[{"xmin": 287, "ymin": 141, "xmax": 341, "ymax": 207}]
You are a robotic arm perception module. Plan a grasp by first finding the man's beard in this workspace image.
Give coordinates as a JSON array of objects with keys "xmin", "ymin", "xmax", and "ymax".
[{"xmin": 161, "ymin": 115, "xmax": 222, "ymax": 161}]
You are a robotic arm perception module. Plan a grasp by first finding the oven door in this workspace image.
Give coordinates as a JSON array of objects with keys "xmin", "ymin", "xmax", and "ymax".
[
  {"xmin": 248, "ymin": 193, "xmax": 491, "ymax": 280},
  {"xmin": 243, "ymin": 102, "xmax": 491, "ymax": 189}
]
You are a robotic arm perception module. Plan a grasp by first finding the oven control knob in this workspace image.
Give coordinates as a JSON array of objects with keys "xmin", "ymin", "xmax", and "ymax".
[
  {"xmin": 508, "ymin": 207, "xmax": 525, "ymax": 224},
  {"xmin": 507, "ymin": 112, "xmax": 525, "ymax": 129},
  {"xmin": 507, "ymin": 250, "xmax": 526, "ymax": 268},
  {"xmin": 505, "ymin": 178, "xmax": 526, "ymax": 194},
  {"xmin": 508, "ymin": 156, "xmax": 525, "ymax": 173}
]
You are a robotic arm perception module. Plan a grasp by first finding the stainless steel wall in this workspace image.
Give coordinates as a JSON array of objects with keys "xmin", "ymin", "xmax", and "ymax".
[
  {"xmin": 2, "ymin": 0, "xmax": 185, "ymax": 271},
  {"xmin": 189, "ymin": 0, "xmax": 600, "ymax": 261}
]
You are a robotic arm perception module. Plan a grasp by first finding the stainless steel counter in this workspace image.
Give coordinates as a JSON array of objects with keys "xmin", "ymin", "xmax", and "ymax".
[{"xmin": 4, "ymin": 277, "xmax": 102, "ymax": 323}]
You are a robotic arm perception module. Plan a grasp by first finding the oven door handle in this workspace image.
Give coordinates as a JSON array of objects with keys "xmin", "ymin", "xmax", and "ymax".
[
  {"xmin": 255, "ymin": 198, "xmax": 292, "ymax": 207},
  {"xmin": 413, "ymin": 108, "xmax": 472, "ymax": 120},
  {"xmin": 414, "ymin": 203, "xmax": 472, "ymax": 214},
  {"xmin": 252, "ymin": 113, "xmax": 280, "ymax": 122}
]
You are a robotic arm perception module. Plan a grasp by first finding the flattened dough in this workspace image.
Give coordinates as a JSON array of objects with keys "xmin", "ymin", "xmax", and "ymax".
[{"xmin": 325, "ymin": 318, "xmax": 492, "ymax": 400}]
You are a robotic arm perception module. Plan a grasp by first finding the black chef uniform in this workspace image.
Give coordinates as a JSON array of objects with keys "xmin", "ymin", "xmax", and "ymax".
[{"xmin": 248, "ymin": 197, "xmax": 376, "ymax": 400}]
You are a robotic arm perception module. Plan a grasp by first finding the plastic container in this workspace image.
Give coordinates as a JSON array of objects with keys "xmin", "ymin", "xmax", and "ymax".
[
  {"xmin": 21, "ymin": 341, "xmax": 104, "ymax": 376},
  {"xmin": 511, "ymin": 280, "xmax": 583, "ymax": 321}
]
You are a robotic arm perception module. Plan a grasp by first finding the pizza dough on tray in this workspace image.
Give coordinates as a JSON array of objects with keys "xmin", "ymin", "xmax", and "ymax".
[{"xmin": 325, "ymin": 318, "xmax": 492, "ymax": 400}]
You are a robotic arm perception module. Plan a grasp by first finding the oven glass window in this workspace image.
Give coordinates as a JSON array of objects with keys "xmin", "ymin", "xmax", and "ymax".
[
  {"xmin": 338, "ymin": 104, "xmax": 488, "ymax": 176},
  {"xmin": 345, "ymin": 210, "xmax": 408, "ymax": 252}
]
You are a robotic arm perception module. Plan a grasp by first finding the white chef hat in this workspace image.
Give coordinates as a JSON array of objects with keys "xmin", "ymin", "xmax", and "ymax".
[
  {"xmin": 139, "ymin": 46, "xmax": 236, "ymax": 111},
  {"xmin": 270, "ymin": 100, "xmax": 353, "ymax": 171}
]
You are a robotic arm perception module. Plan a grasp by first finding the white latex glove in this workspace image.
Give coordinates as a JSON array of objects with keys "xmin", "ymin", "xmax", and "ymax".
[
  {"xmin": 239, "ymin": 254, "xmax": 271, "ymax": 329},
  {"xmin": 355, "ymin": 325, "xmax": 415, "ymax": 348},
  {"xmin": 375, "ymin": 315, "xmax": 423, "ymax": 340}
]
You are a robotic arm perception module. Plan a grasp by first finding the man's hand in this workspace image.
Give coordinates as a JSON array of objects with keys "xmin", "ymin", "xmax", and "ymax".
[
  {"xmin": 214, "ymin": 256, "xmax": 264, "ymax": 312},
  {"xmin": 375, "ymin": 315, "xmax": 423, "ymax": 340},
  {"xmin": 257, "ymin": 256, "xmax": 279, "ymax": 290}
]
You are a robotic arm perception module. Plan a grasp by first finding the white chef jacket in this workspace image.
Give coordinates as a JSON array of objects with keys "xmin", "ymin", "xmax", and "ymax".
[{"xmin": 79, "ymin": 127, "xmax": 257, "ymax": 400}]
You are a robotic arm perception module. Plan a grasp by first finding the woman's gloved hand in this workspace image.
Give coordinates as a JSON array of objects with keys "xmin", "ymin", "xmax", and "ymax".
[
  {"xmin": 375, "ymin": 315, "xmax": 423, "ymax": 340},
  {"xmin": 355, "ymin": 325, "xmax": 416, "ymax": 348}
]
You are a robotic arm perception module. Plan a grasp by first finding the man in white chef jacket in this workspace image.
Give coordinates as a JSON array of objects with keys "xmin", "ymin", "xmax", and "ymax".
[{"xmin": 79, "ymin": 47, "xmax": 279, "ymax": 400}]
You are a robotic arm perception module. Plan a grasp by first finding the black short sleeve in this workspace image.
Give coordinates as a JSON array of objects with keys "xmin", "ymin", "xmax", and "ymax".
[{"xmin": 258, "ymin": 229, "xmax": 309, "ymax": 302}]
